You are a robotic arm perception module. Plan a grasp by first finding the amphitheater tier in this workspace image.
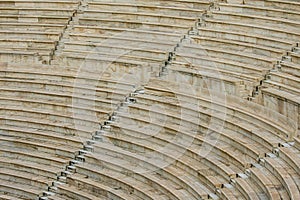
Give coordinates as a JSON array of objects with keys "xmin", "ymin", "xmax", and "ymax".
[{"xmin": 0, "ymin": 0, "xmax": 299, "ymax": 200}]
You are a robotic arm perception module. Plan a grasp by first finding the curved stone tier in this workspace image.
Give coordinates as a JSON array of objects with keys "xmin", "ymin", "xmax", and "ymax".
[{"xmin": 0, "ymin": 0, "xmax": 299, "ymax": 200}]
